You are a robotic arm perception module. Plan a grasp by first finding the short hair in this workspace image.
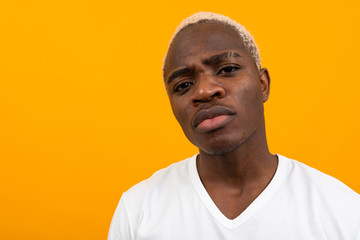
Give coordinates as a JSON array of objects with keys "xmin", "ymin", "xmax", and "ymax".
[{"xmin": 163, "ymin": 12, "xmax": 261, "ymax": 74}]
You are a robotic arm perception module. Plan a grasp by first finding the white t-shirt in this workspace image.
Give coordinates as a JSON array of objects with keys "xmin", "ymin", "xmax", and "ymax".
[{"xmin": 108, "ymin": 155, "xmax": 360, "ymax": 240}]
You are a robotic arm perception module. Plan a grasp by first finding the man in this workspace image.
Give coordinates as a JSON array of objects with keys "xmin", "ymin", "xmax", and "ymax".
[{"xmin": 108, "ymin": 12, "xmax": 360, "ymax": 239}]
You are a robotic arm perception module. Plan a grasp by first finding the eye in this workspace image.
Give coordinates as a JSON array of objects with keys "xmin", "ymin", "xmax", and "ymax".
[
  {"xmin": 217, "ymin": 65, "xmax": 240, "ymax": 76},
  {"xmin": 174, "ymin": 81, "xmax": 193, "ymax": 92}
]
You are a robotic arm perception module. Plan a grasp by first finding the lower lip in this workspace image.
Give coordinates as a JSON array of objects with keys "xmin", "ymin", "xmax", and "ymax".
[{"xmin": 196, "ymin": 115, "xmax": 234, "ymax": 133}]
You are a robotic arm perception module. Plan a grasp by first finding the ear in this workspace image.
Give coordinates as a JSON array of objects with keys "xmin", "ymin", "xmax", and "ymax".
[{"xmin": 259, "ymin": 68, "xmax": 271, "ymax": 102}]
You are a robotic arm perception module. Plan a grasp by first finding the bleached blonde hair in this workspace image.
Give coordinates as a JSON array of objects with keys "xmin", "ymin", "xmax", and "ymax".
[{"xmin": 163, "ymin": 11, "xmax": 261, "ymax": 72}]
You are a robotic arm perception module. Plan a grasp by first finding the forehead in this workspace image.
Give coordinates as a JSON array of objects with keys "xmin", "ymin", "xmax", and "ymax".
[{"xmin": 165, "ymin": 22, "xmax": 247, "ymax": 75}]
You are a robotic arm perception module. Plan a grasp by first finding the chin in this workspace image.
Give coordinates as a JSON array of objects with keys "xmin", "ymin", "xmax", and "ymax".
[
  {"xmin": 185, "ymin": 127, "xmax": 253, "ymax": 156},
  {"xmin": 201, "ymin": 145, "xmax": 239, "ymax": 156},
  {"xmin": 197, "ymin": 137, "xmax": 245, "ymax": 156}
]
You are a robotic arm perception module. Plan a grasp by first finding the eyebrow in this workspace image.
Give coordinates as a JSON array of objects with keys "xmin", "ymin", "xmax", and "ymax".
[
  {"xmin": 167, "ymin": 68, "xmax": 192, "ymax": 85},
  {"xmin": 203, "ymin": 51, "xmax": 242, "ymax": 65}
]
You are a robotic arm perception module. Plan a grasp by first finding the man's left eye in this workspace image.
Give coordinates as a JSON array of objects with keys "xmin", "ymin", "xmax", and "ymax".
[{"xmin": 217, "ymin": 66, "xmax": 240, "ymax": 75}]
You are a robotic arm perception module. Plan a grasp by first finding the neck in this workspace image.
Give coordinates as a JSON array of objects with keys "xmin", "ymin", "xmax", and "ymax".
[{"xmin": 197, "ymin": 124, "xmax": 277, "ymax": 188}]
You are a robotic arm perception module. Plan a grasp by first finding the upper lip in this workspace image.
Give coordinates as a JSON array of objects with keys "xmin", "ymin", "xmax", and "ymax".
[{"xmin": 193, "ymin": 106, "xmax": 236, "ymax": 127}]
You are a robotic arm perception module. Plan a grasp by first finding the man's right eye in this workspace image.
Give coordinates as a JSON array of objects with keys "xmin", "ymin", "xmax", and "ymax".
[{"xmin": 174, "ymin": 82, "xmax": 192, "ymax": 92}]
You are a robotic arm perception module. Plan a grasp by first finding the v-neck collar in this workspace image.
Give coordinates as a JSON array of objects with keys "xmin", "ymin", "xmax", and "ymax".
[{"xmin": 188, "ymin": 154, "xmax": 287, "ymax": 229}]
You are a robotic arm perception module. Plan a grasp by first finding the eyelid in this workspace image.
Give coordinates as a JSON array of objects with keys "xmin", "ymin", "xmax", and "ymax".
[
  {"xmin": 168, "ymin": 68, "xmax": 193, "ymax": 85},
  {"xmin": 173, "ymin": 79, "xmax": 193, "ymax": 93},
  {"xmin": 216, "ymin": 64, "xmax": 241, "ymax": 74},
  {"xmin": 174, "ymin": 79, "xmax": 192, "ymax": 91}
]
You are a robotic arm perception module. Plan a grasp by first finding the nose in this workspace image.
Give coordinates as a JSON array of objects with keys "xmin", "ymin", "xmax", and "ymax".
[{"xmin": 191, "ymin": 73, "xmax": 225, "ymax": 105}]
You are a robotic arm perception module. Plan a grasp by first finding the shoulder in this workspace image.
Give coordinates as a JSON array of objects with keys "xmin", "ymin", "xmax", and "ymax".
[
  {"xmin": 124, "ymin": 155, "xmax": 193, "ymax": 194},
  {"xmin": 279, "ymin": 155, "xmax": 360, "ymax": 232},
  {"xmin": 121, "ymin": 155, "xmax": 196, "ymax": 212},
  {"xmin": 280, "ymin": 155, "xmax": 360, "ymax": 200},
  {"xmin": 108, "ymin": 155, "xmax": 196, "ymax": 240}
]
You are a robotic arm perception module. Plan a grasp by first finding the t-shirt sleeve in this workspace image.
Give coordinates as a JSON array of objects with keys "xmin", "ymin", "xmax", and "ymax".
[{"xmin": 107, "ymin": 195, "xmax": 133, "ymax": 240}]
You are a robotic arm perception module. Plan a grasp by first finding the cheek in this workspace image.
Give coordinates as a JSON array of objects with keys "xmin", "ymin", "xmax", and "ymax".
[
  {"xmin": 235, "ymin": 85, "xmax": 257, "ymax": 104},
  {"xmin": 233, "ymin": 83, "xmax": 264, "ymax": 116},
  {"xmin": 170, "ymin": 101, "xmax": 190, "ymax": 128}
]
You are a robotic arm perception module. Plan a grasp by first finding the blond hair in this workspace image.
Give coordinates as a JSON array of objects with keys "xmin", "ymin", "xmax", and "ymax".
[{"xmin": 163, "ymin": 11, "xmax": 261, "ymax": 72}]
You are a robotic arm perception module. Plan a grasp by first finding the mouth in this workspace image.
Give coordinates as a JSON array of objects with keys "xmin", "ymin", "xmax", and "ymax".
[{"xmin": 193, "ymin": 106, "xmax": 236, "ymax": 133}]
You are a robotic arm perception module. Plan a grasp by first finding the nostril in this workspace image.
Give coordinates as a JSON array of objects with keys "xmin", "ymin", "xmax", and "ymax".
[
  {"xmin": 192, "ymin": 91, "xmax": 223, "ymax": 105},
  {"xmin": 190, "ymin": 77, "xmax": 226, "ymax": 105},
  {"xmin": 193, "ymin": 99, "xmax": 201, "ymax": 104},
  {"xmin": 211, "ymin": 92, "xmax": 221, "ymax": 98}
]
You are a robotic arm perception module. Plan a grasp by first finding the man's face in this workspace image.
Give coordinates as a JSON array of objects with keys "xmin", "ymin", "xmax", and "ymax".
[{"xmin": 164, "ymin": 22, "xmax": 270, "ymax": 155}]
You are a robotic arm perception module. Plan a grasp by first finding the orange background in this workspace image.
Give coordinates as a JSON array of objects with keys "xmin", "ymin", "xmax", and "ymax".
[{"xmin": 1, "ymin": 0, "xmax": 359, "ymax": 239}]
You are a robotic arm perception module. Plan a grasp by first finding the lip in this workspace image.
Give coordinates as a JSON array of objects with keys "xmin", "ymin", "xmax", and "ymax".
[{"xmin": 193, "ymin": 106, "xmax": 236, "ymax": 132}]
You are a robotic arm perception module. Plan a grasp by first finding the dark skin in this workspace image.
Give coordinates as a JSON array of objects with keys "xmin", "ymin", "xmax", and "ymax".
[{"xmin": 164, "ymin": 22, "xmax": 278, "ymax": 220}]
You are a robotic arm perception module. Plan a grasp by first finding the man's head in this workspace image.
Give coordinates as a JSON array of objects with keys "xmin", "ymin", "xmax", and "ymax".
[
  {"xmin": 163, "ymin": 12, "xmax": 270, "ymax": 155},
  {"xmin": 163, "ymin": 12, "xmax": 261, "ymax": 75}
]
